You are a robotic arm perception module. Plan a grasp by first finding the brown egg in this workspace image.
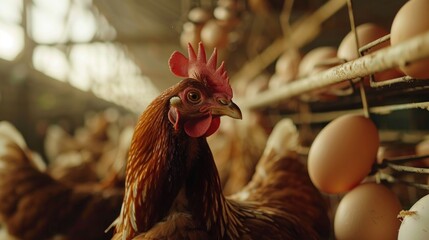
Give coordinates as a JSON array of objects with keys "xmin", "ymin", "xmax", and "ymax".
[
  {"xmin": 307, "ymin": 114, "xmax": 379, "ymax": 193},
  {"xmin": 188, "ymin": 7, "xmax": 212, "ymax": 24},
  {"xmin": 293, "ymin": 47, "xmax": 348, "ymax": 100},
  {"xmin": 268, "ymin": 73, "xmax": 293, "ymax": 89},
  {"xmin": 416, "ymin": 138, "xmax": 429, "ymax": 166},
  {"xmin": 275, "ymin": 48, "xmax": 301, "ymax": 76},
  {"xmin": 214, "ymin": 6, "xmax": 235, "ymax": 21},
  {"xmin": 214, "ymin": 6, "xmax": 241, "ymax": 27},
  {"xmin": 334, "ymin": 182, "xmax": 402, "ymax": 240},
  {"xmin": 213, "ymin": 7, "xmax": 235, "ymax": 21},
  {"xmin": 338, "ymin": 23, "xmax": 403, "ymax": 82},
  {"xmin": 200, "ymin": 20, "xmax": 229, "ymax": 49},
  {"xmin": 268, "ymin": 49, "xmax": 301, "ymax": 89},
  {"xmin": 338, "ymin": 23, "xmax": 389, "ymax": 61},
  {"xmin": 391, "ymin": 0, "xmax": 429, "ymax": 79},
  {"xmin": 298, "ymin": 46, "xmax": 338, "ymax": 78}
]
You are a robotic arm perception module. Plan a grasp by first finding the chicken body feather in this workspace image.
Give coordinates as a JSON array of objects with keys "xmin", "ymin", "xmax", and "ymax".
[{"xmin": 0, "ymin": 122, "xmax": 124, "ymax": 240}]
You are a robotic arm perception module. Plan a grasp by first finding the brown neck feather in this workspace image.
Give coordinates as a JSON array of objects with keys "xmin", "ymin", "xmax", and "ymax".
[{"xmin": 117, "ymin": 86, "xmax": 227, "ymax": 239}]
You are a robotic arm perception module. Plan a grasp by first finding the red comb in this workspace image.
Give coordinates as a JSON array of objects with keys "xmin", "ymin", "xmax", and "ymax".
[{"xmin": 168, "ymin": 42, "xmax": 233, "ymax": 98}]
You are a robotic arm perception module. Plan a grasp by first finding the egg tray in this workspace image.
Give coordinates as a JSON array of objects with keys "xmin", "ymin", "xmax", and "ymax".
[{"xmin": 242, "ymin": 0, "xmax": 429, "ymax": 117}]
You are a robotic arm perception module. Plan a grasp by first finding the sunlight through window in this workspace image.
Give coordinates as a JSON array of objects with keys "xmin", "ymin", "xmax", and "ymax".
[
  {"xmin": 0, "ymin": 0, "xmax": 24, "ymax": 60},
  {"xmin": 0, "ymin": 0, "xmax": 161, "ymax": 112}
]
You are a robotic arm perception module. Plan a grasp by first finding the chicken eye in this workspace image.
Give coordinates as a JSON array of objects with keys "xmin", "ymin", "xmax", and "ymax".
[{"xmin": 187, "ymin": 91, "xmax": 201, "ymax": 104}]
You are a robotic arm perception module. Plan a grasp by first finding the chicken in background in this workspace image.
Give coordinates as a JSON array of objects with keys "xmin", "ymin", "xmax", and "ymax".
[
  {"xmin": 43, "ymin": 109, "xmax": 135, "ymax": 187},
  {"xmin": 209, "ymin": 117, "xmax": 268, "ymax": 195},
  {"xmin": 0, "ymin": 121, "xmax": 126, "ymax": 240},
  {"xmin": 43, "ymin": 124, "xmax": 80, "ymax": 164},
  {"xmin": 210, "ymin": 74, "xmax": 271, "ymax": 195},
  {"xmin": 111, "ymin": 43, "xmax": 330, "ymax": 239},
  {"xmin": 231, "ymin": 118, "xmax": 330, "ymax": 237},
  {"xmin": 95, "ymin": 125, "xmax": 134, "ymax": 188}
]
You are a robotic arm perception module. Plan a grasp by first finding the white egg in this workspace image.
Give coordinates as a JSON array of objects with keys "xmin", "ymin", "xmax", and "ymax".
[{"xmin": 398, "ymin": 194, "xmax": 429, "ymax": 240}]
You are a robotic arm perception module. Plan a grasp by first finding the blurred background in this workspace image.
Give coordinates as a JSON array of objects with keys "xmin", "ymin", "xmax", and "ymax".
[
  {"xmin": 0, "ymin": 0, "xmax": 412, "ymax": 155},
  {"xmin": 2, "ymin": 0, "xmax": 429, "ymax": 239}
]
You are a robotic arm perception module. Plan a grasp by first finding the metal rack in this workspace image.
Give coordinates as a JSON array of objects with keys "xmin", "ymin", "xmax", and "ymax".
[
  {"xmin": 233, "ymin": 0, "xmax": 429, "ymax": 210},
  {"xmin": 239, "ymin": 31, "xmax": 429, "ymax": 111}
]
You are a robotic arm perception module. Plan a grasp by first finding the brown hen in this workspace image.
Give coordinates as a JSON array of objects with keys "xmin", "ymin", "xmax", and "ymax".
[
  {"xmin": 0, "ymin": 122, "xmax": 124, "ymax": 240},
  {"xmin": 111, "ymin": 43, "xmax": 330, "ymax": 240}
]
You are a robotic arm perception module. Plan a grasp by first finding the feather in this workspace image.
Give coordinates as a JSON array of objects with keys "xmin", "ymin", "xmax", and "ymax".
[{"xmin": 112, "ymin": 45, "xmax": 330, "ymax": 240}]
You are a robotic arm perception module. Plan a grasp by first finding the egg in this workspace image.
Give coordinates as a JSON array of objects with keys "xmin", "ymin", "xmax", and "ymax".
[
  {"xmin": 391, "ymin": 0, "xmax": 429, "ymax": 79},
  {"xmin": 298, "ymin": 46, "xmax": 350, "ymax": 93},
  {"xmin": 214, "ymin": 7, "xmax": 241, "ymax": 28},
  {"xmin": 268, "ymin": 73, "xmax": 290, "ymax": 89},
  {"xmin": 334, "ymin": 182, "xmax": 402, "ymax": 240},
  {"xmin": 187, "ymin": 7, "xmax": 212, "ymax": 24},
  {"xmin": 338, "ymin": 23, "xmax": 389, "ymax": 61},
  {"xmin": 338, "ymin": 23, "xmax": 403, "ymax": 82},
  {"xmin": 268, "ymin": 49, "xmax": 301, "ymax": 89},
  {"xmin": 275, "ymin": 48, "xmax": 301, "ymax": 76},
  {"xmin": 298, "ymin": 46, "xmax": 338, "ymax": 78},
  {"xmin": 307, "ymin": 114, "xmax": 379, "ymax": 193},
  {"xmin": 398, "ymin": 194, "xmax": 429, "ymax": 240},
  {"xmin": 200, "ymin": 20, "xmax": 229, "ymax": 49},
  {"xmin": 416, "ymin": 138, "xmax": 429, "ymax": 166}
]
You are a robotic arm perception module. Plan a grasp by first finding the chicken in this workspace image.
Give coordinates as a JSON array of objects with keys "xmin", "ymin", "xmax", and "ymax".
[
  {"xmin": 43, "ymin": 110, "xmax": 134, "ymax": 189},
  {"xmin": 111, "ymin": 42, "xmax": 330, "ymax": 240},
  {"xmin": 0, "ymin": 121, "xmax": 124, "ymax": 240}
]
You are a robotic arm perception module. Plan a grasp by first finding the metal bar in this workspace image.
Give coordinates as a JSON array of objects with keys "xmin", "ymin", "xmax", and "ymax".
[
  {"xmin": 241, "ymin": 31, "xmax": 429, "ymax": 109},
  {"xmin": 370, "ymin": 101, "xmax": 429, "ymax": 114},
  {"xmin": 345, "ymin": 0, "xmax": 370, "ymax": 118},
  {"xmin": 282, "ymin": 101, "xmax": 429, "ymax": 124},
  {"xmin": 360, "ymin": 34, "xmax": 416, "ymax": 87},
  {"xmin": 369, "ymin": 75, "xmax": 414, "ymax": 87},
  {"xmin": 384, "ymin": 154, "xmax": 429, "ymax": 165},
  {"xmin": 388, "ymin": 163, "xmax": 429, "ymax": 174},
  {"xmin": 381, "ymin": 173, "xmax": 429, "ymax": 191},
  {"xmin": 359, "ymin": 34, "xmax": 391, "ymax": 54}
]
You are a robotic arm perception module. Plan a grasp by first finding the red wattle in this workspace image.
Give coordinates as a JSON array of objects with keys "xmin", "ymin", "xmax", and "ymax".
[
  {"xmin": 184, "ymin": 115, "xmax": 221, "ymax": 138},
  {"xmin": 184, "ymin": 115, "xmax": 212, "ymax": 138},
  {"xmin": 204, "ymin": 117, "xmax": 220, "ymax": 137}
]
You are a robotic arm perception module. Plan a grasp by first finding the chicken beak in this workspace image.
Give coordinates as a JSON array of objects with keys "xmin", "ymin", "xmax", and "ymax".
[{"xmin": 212, "ymin": 100, "xmax": 242, "ymax": 119}]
